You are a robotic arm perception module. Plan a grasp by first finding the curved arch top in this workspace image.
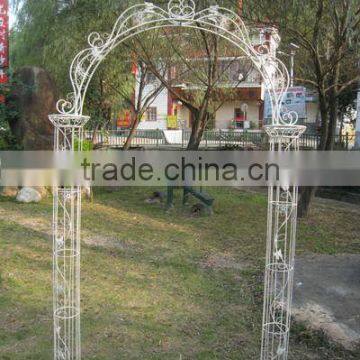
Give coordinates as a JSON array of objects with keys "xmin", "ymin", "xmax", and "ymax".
[{"xmin": 54, "ymin": 0, "xmax": 298, "ymax": 126}]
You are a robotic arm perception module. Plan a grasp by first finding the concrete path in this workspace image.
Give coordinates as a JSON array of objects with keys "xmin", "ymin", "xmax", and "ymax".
[{"xmin": 293, "ymin": 254, "xmax": 360, "ymax": 350}]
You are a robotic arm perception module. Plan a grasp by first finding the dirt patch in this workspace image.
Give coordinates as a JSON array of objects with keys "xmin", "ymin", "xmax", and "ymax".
[
  {"xmin": 293, "ymin": 254, "xmax": 360, "ymax": 350},
  {"xmin": 200, "ymin": 253, "xmax": 249, "ymax": 271},
  {"xmin": 83, "ymin": 234, "xmax": 128, "ymax": 250},
  {"xmin": 293, "ymin": 302, "xmax": 360, "ymax": 350},
  {"xmin": 0, "ymin": 206, "xmax": 125, "ymax": 250}
]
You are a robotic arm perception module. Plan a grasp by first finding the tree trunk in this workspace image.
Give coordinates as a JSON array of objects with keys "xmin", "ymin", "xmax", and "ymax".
[
  {"xmin": 123, "ymin": 113, "xmax": 140, "ymax": 150},
  {"xmin": 187, "ymin": 111, "xmax": 209, "ymax": 150},
  {"xmin": 325, "ymin": 64, "xmax": 340, "ymax": 150},
  {"xmin": 318, "ymin": 89, "xmax": 329, "ymax": 150},
  {"xmin": 91, "ymin": 123, "xmax": 100, "ymax": 145},
  {"xmin": 339, "ymin": 115, "xmax": 344, "ymax": 145},
  {"xmin": 297, "ymin": 186, "xmax": 316, "ymax": 218},
  {"xmin": 297, "ymin": 86, "xmax": 328, "ymax": 217},
  {"xmin": 326, "ymin": 96, "xmax": 338, "ymax": 150}
]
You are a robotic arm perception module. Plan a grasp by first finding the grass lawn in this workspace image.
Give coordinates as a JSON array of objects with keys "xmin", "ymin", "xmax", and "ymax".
[{"xmin": 0, "ymin": 187, "xmax": 359, "ymax": 359}]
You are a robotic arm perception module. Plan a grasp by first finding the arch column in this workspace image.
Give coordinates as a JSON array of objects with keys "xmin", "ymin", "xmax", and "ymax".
[
  {"xmin": 261, "ymin": 125, "xmax": 306, "ymax": 360},
  {"xmin": 49, "ymin": 114, "xmax": 89, "ymax": 360}
]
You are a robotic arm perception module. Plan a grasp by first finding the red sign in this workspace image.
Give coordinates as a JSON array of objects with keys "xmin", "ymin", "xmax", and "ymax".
[
  {"xmin": 117, "ymin": 111, "xmax": 131, "ymax": 129},
  {"xmin": 235, "ymin": 114, "xmax": 245, "ymax": 122},
  {"xmin": 0, "ymin": 0, "xmax": 9, "ymax": 85}
]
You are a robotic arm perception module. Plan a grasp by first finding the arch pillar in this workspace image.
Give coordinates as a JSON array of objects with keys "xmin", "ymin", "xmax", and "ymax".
[
  {"xmin": 261, "ymin": 125, "xmax": 306, "ymax": 359},
  {"xmin": 49, "ymin": 115, "xmax": 89, "ymax": 360}
]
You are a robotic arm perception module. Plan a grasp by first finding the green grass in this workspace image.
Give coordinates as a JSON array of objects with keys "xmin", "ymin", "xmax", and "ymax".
[{"xmin": 0, "ymin": 187, "xmax": 359, "ymax": 359}]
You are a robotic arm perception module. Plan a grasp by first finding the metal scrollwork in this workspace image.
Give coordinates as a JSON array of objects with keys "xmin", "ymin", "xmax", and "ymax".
[
  {"xmin": 52, "ymin": 0, "xmax": 296, "ymax": 126},
  {"xmin": 88, "ymin": 31, "xmax": 108, "ymax": 48},
  {"xmin": 168, "ymin": 0, "xmax": 196, "ymax": 20},
  {"xmin": 281, "ymin": 109, "xmax": 299, "ymax": 126}
]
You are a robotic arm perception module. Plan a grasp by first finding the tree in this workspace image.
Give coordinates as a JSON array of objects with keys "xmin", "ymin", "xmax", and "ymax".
[
  {"xmin": 131, "ymin": 26, "xmax": 253, "ymax": 149},
  {"xmin": 244, "ymin": 0, "xmax": 360, "ymax": 216},
  {"xmin": 106, "ymin": 34, "xmax": 169, "ymax": 150},
  {"xmin": 0, "ymin": 74, "xmax": 23, "ymax": 149},
  {"xmin": 11, "ymin": 0, "xmax": 249, "ymax": 149},
  {"xmin": 245, "ymin": 0, "xmax": 360, "ymax": 148},
  {"xmin": 11, "ymin": 0, "xmax": 140, "ymax": 134}
]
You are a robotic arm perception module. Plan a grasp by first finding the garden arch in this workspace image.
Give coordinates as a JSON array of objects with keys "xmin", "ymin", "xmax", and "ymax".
[{"xmin": 49, "ymin": 1, "xmax": 305, "ymax": 359}]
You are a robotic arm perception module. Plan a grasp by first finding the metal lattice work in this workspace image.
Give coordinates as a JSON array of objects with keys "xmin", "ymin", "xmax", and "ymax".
[
  {"xmin": 54, "ymin": 1, "xmax": 295, "ymax": 127},
  {"xmin": 48, "ymin": 1, "xmax": 304, "ymax": 359},
  {"xmin": 50, "ymin": 115, "xmax": 89, "ymax": 360},
  {"xmin": 261, "ymin": 125, "xmax": 306, "ymax": 360}
]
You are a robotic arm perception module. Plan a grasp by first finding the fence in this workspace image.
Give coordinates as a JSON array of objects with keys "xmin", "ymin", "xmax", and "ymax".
[
  {"xmin": 85, "ymin": 129, "xmax": 166, "ymax": 148},
  {"xmin": 85, "ymin": 129, "xmax": 357, "ymax": 150}
]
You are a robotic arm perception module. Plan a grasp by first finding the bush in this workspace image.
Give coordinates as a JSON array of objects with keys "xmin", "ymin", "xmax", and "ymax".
[
  {"xmin": 0, "ymin": 131, "xmax": 22, "ymax": 150},
  {"xmin": 74, "ymin": 138, "xmax": 93, "ymax": 151}
]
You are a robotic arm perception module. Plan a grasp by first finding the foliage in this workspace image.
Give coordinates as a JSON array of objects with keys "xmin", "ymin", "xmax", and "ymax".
[
  {"xmin": 74, "ymin": 137, "xmax": 93, "ymax": 151},
  {"xmin": 10, "ymin": 0, "xmax": 244, "ymax": 147},
  {"xmin": 131, "ymin": 25, "xmax": 253, "ymax": 149},
  {"xmin": 11, "ymin": 0, "xmax": 140, "ymax": 130},
  {"xmin": 11, "ymin": 0, "xmax": 359, "ymax": 151},
  {"xmin": 0, "ymin": 71, "xmax": 25, "ymax": 150},
  {"xmin": 244, "ymin": 0, "xmax": 360, "ymax": 149}
]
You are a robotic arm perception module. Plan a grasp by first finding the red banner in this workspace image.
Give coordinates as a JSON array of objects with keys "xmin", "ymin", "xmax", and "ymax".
[{"xmin": 0, "ymin": 0, "xmax": 9, "ymax": 85}]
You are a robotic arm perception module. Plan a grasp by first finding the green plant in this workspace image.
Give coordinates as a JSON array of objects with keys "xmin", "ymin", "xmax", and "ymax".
[
  {"xmin": 0, "ymin": 70, "xmax": 28, "ymax": 150},
  {"xmin": 74, "ymin": 138, "xmax": 93, "ymax": 151}
]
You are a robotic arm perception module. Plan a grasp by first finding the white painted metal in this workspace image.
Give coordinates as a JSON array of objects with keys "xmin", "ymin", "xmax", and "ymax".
[
  {"xmin": 355, "ymin": 84, "xmax": 360, "ymax": 149},
  {"xmin": 49, "ymin": 114, "xmax": 89, "ymax": 360},
  {"xmin": 54, "ymin": 1, "xmax": 295, "ymax": 127},
  {"xmin": 48, "ymin": 1, "xmax": 304, "ymax": 359},
  {"xmin": 261, "ymin": 125, "xmax": 305, "ymax": 360}
]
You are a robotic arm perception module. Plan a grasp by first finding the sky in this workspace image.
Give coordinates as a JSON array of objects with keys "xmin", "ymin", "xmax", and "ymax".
[
  {"xmin": 9, "ymin": 11, "xmax": 15, "ymax": 28},
  {"xmin": 9, "ymin": 0, "xmax": 18, "ymax": 29}
]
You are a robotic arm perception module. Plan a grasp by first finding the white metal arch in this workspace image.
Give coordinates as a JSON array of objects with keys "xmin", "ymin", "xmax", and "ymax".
[
  {"xmin": 49, "ymin": 1, "xmax": 305, "ymax": 360},
  {"xmin": 56, "ymin": 0, "xmax": 297, "ymax": 126}
]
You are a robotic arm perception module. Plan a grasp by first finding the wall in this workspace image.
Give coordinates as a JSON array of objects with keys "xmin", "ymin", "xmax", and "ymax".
[
  {"xmin": 178, "ymin": 106, "xmax": 191, "ymax": 128},
  {"xmin": 215, "ymin": 100, "xmax": 260, "ymax": 129},
  {"xmin": 171, "ymin": 101, "xmax": 261, "ymax": 130},
  {"xmin": 137, "ymin": 120, "xmax": 167, "ymax": 130},
  {"xmin": 136, "ymin": 84, "xmax": 169, "ymax": 129},
  {"xmin": 142, "ymin": 85, "xmax": 168, "ymax": 119}
]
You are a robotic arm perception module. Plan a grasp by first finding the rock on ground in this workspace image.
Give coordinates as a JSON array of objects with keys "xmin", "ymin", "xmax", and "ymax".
[
  {"xmin": 82, "ymin": 186, "xmax": 91, "ymax": 199},
  {"xmin": 293, "ymin": 254, "xmax": 360, "ymax": 350},
  {"xmin": 16, "ymin": 187, "xmax": 42, "ymax": 203}
]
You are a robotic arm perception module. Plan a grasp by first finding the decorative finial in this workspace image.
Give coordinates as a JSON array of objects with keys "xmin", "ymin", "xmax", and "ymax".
[{"xmin": 168, "ymin": 0, "xmax": 196, "ymax": 20}]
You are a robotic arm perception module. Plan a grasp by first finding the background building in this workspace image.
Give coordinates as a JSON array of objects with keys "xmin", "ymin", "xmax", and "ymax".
[{"xmin": 117, "ymin": 26, "xmax": 320, "ymax": 133}]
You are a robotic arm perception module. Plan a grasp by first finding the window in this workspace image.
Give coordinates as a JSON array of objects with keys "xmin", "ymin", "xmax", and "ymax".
[
  {"xmin": 146, "ymin": 107, "xmax": 157, "ymax": 121},
  {"xmin": 234, "ymin": 108, "xmax": 245, "ymax": 129}
]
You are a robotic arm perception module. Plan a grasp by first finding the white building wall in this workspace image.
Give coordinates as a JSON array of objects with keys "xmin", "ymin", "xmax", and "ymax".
[
  {"xmin": 178, "ymin": 106, "xmax": 190, "ymax": 128},
  {"xmin": 137, "ymin": 84, "xmax": 169, "ymax": 130},
  {"xmin": 215, "ymin": 101, "xmax": 260, "ymax": 129},
  {"xmin": 137, "ymin": 119, "xmax": 167, "ymax": 130},
  {"xmin": 144, "ymin": 86, "xmax": 168, "ymax": 120},
  {"xmin": 216, "ymin": 103, "xmax": 235, "ymax": 129}
]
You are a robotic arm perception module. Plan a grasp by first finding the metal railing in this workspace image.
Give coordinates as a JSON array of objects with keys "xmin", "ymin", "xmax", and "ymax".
[
  {"xmin": 85, "ymin": 129, "xmax": 166, "ymax": 148},
  {"xmin": 85, "ymin": 129, "xmax": 357, "ymax": 150}
]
